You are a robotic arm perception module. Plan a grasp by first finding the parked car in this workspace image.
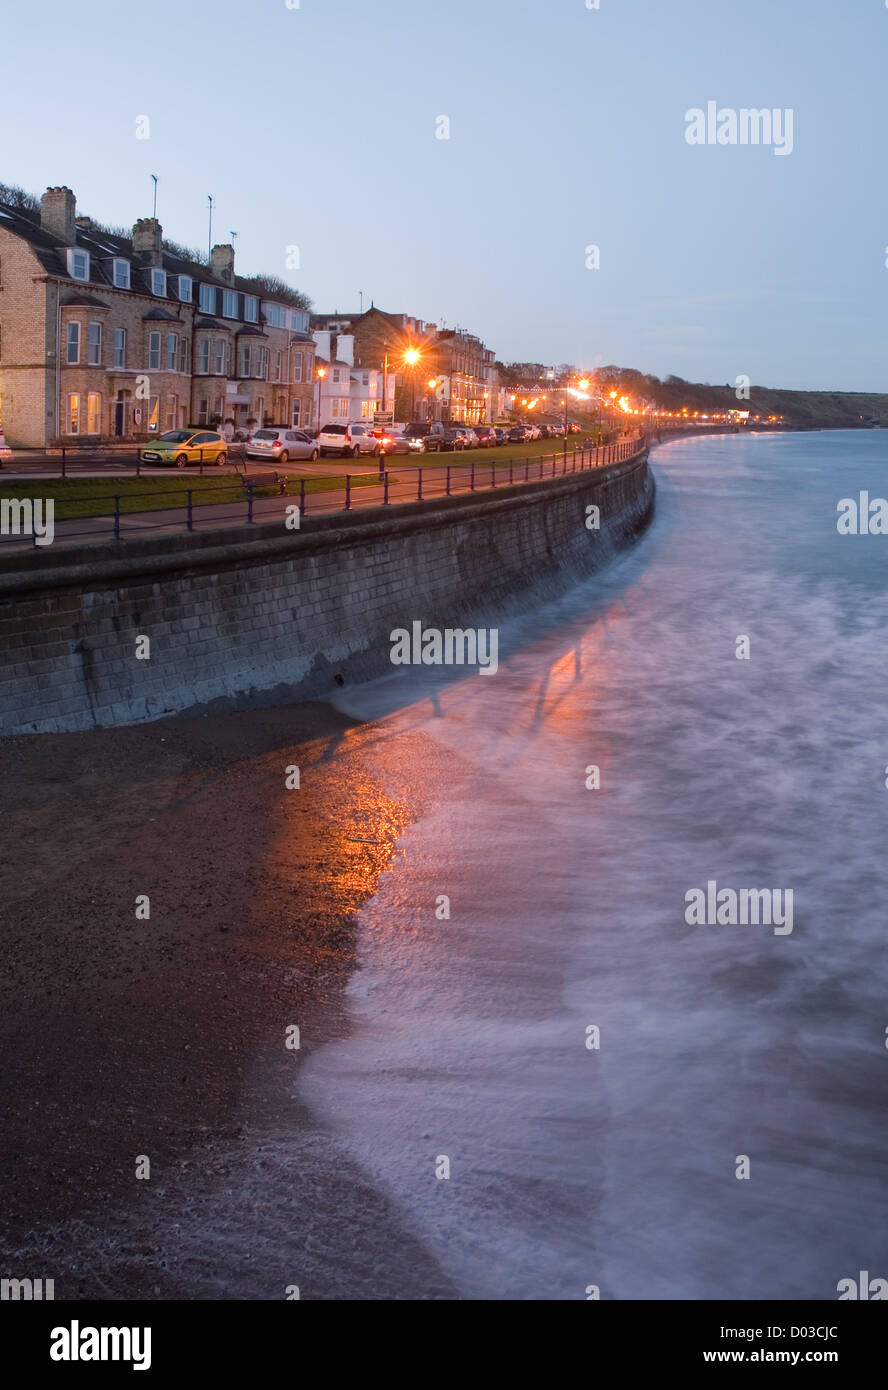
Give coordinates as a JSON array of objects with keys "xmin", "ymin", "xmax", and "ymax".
[
  {"xmin": 454, "ymin": 426, "xmax": 479, "ymax": 449},
  {"xmin": 473, "ymin": 425, "xmax": 497, "ymax": 447},
  {"xmin": 404, "ymin": 421, "xmax": 446, "ymax": 453},
  {"xmin": 508, "ymin": 425, "xmax": 531, "ymax": 442},
  {"xmin": 493, "ymin": 428, "xmax": 509, "ymax": 446},
  {"xmin": 527, "ymin": 423, "xmax": 542, "ymax": 440},
  {"xmin": 442, "ymin": 428, "xmax": 467, "ymax": 451},
  {"xmin": 140, "ymin": 428, "xmax": 228, "ymax": 468},
  {"xmin": 246, "ymin": 427, "xmax": 319, "ymax": 462},
  {"xmin": 372, "ymin": 426, "xmax": 411, "ymax": 456},
  {"xmin": 317, "ymin": 422, "xmax": 381, "ymax": 458}
]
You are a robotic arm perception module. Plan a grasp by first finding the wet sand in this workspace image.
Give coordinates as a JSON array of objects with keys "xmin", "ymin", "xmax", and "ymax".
[{"xmin": 0, "ymin": 703, "xmax": 457, "ymax": 1299}]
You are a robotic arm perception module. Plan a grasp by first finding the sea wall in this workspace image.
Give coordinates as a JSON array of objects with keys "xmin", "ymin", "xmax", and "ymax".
[{"xmin": 0, "ymin": 448, "xmax": 654, "ymax": 734}]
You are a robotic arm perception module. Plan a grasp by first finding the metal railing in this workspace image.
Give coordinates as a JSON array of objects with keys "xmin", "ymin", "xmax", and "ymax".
[{"xmin": 0, "ymin": 434, "xmax": 646, "ymax": 548}]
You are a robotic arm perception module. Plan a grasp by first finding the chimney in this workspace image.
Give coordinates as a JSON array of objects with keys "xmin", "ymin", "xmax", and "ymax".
[
  {"xmin": 41, "ymin": 186, "xmax": 77, "ymax": 245},
  {"xmin": 210, "ymin": 244, "xmax": 235, "ymax": 283},
  {"xmin": 312, "ymin": 330, "xmax": 332, "ymax": 361},
  {"xmin": 335, "ymin": 334, "xmax": 354, "ymax": 367},
  {"xmin": 132, "ymin": 217, "xmax": 163, "ymax": 265},
  {"xmin": 75, "ymin": 215, "xmax": 92, "ymax": 231}
]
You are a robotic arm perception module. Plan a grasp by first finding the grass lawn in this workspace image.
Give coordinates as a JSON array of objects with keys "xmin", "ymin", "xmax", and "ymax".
[{"xmin": 0, "ymin": 472, "xmax": 381, "ymax": 521}]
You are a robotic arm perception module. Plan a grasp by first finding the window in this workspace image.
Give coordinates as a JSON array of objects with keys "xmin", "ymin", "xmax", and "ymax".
[
  {"xmin": 151, "ymin": 268, "xmax": 167, "ymax": 297},
  {"xmin": 66, "ymin": 321, "xmax": 80, "ymax": 364},
  {"xmin": 244, "ymin": 296, "xmax": 259, "ymax": 323},
  {"xmin": 166, "ymin": 395, "xmax": 177, "ymax": 430},
  {"xmin": 88, "ymin": 321, "xmax": 102, "ymax": 366},
  {"xmin": 291, "ymin": 400, "xmax": 301, "ymax": 427},
  {"xmin": 177, "ymin": 338, "xmax": 187, "ymax": 374},
  {"xmin": 239, "ymin": 345, "xmax": 253, "ymax": 378},
  {"xmin": 292, "ymin": 352, "xmax": 302, "ymax": 382},
  {"xmin": 289, "ymin": 309, "xmax": 308, "ymax": 332},
  {"xmin": 148, "ymin": 332, "xmax": 161, "ymax": 370},
  {"xmin": 113, "ymin": 327, "xmax": 126, "ymax": 368},
  {"xmin": 87, "ymin": 392, "xmax": 101, "ymax": 434},
  {"xmin": 148, "ymin": 395, "xmax": 160, "ymax": 431},
  {"xmin": 331, "ymin": 398, "xmax": 349, "ymax": 418},
  {"xmin": 222, "ymin": 290, "xmax": 238, "ymax": 319},
  {"xmin": 67, "ymin": 248, "xmax": 90, "ymax": 281},
  {"xmin": 199, "ymin": 283, "xmax": 215, "ymax": 314},
  {"xmin": 66, "ymin": 393, "xmax": 80, "ymax": 433},
  {"xmin": 258, "ymin": 347, "xmax": 269, "ymax": 379},
  {"xmin": 214, "ymin": 339, "xmax": 227, "ymax": 376},
  {"xmin": 197, "ymin": 397, "xmax": 209, "ymax": 426},
  {"xmin": 167, "ymin": 333, "xmax": 178, "ymax": 370},
  {"xmin": 274, "ymin": 350, "xmax": 282, "ymax": 383},
  {"xmin": 178, "ymin": 275, "xmax": 192, "ymax": 303},
  {"xmin": 197, "ymin": 338, "xmax": 210, "ymax": 375},
  {"xmin": 360, "ymin": 400, "xmax": 369, "ymax": 419},
  {"xmin": 112, "ymin": 258, "xmax": 130, "ymax": 290}
]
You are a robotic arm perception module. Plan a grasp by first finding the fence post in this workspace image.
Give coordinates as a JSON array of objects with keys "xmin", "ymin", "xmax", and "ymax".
[
  {"xmin": 247, "ymin": 482, "xmax": 255, "ymax": 523},
  {"xmin": 186, "ymin": 488, "xmax": 193, "ymax": 532},
  {"xmin": 417, "ymin": 468, "xmax": 423, "ymax": 502},
  {"xmin": 113, "ymin": 495, "xmax": 121, "ymax": 540},
  {"xmin": 509, "ymin": 459, "xmax": 514, "ymax": 485},
  {"xmin": 491, "ymin": 461, "xmax": 496, "ymax": 488},
  {"xmin": 299, "ymin": 477, "xmax": 306, "ymax": 518},
  {"xmin": 446, "ymin": 465, "xmax": 451, "ymax": 496},
  {"xmin": 470, "ymin": 461, "xmax": 475, "ymax": 492},
  {"xmin": 199, "ymin": 448, "xmax": 204, "ymax": 477},
  {"xmin": 384, "ymin": 470, "xmax": 390, "ymax": 505},
  {"xmin": 345, "ymin": 474, "xmax": 351, "ymax": 511}
]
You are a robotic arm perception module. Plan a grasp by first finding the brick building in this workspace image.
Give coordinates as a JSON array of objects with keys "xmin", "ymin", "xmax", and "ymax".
[{"xmin": 0, "ymin": 185, "xmax": 315, "ymax": 447}]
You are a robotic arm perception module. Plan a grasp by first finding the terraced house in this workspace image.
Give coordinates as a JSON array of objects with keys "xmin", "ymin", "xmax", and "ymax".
[{"xmin": 0, "ymin": 185, "xmax": 315, "ymax": 448}]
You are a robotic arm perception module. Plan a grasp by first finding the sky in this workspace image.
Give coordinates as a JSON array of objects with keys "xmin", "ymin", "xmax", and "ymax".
[{"xmin": 1, "ymin": 0, "xmax": 885, "ymax": 390}]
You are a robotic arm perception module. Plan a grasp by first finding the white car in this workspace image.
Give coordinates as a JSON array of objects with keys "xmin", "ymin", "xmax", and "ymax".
[
  {"xmin": 317, "ymin": 422, "xmax": 381, "ymax": 458},
  {"xmin": 246, "ymin": 427, "xmax": 319, "ymax": 463}
]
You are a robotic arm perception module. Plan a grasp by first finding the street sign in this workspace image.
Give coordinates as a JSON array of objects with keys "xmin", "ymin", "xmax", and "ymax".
[{"xmin": 374, "ymin": 412, "xmax": 394, "ymax": 425}]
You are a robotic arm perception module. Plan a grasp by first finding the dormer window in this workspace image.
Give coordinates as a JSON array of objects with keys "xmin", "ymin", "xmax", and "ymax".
[
  {"xmin": 177, "ymin": 274, "xmax": 192, "ymax": 303},
  {"xmin": 244, "ymin": 295, "xmax": 259, "ymax": 323},
  {"xmin": 112, "ymin": 258, "xmax": 130, "ymax": 290},
  {"xmin": 67, "ymin": 248, "xmax": 90, "ymax": 281},
  {"xmin": 199, "ymin": 283, "xmax": 216, "ymax": 314},
  {"xmin": 151, "ymin": 268, "xmax": 167, "ymax": 297},
  {"xmin": 222, "ymin": 290, "xmax": 238, "ymax": 319}
]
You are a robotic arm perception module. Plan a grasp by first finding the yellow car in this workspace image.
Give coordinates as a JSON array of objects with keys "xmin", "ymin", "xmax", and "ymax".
[{"xmin": 140, "ymin": 429, "xmax": 228, "ymax": 468}]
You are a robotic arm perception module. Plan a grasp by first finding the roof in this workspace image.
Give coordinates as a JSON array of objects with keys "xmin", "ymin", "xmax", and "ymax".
[
  {"xmin": 0, "ymin": 198, "xmax": 310, "ymax": 309},
  {"xmin": 59, "ymin": 290, "xmax": 109, "ymax": 308}
]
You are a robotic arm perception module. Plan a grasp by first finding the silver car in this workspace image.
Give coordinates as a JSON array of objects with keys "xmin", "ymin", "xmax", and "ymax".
[{"xmin": 246, "ymin": 427, "xmax": 319, "ymax": 463}]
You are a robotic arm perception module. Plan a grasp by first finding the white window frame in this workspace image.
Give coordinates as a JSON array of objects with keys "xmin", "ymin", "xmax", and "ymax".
[
  {"xmin": 86, "ymin": 391, "xmax": 101, "ymax": 434},
  {"xmin": 177, "ymin": 274, "xmax": 192, "ymax": 303},
  {"xmin": 67, "ymin": 248, "xmax": 90, "ymax": 281},
  {"xmin": 222, "ymin": 289, "xmax": 238, "ymax": 319},
  {"xmin": 66, "ymin": 321, "xmax": 81, "ymax": 364},
  {"xmin": 214, "ymin": 338, "xmax": 227, "ymax": 376},
  {"xmin": 151, "ymin": 268, "xmax": 167, "ymax": 297},
  {"xmin": 166, "ymin": 333, "xmax": 178, "ymax": 371},
  {"xmin": 199, "ymin": 283, "xmax": 215, "ymax": 314},
  {"xmin": 113, "ymin": 327, "xmax": 126, "ymax": 368},
  {"xmin": 292, "ymin": 352, "xmax": 303, "ymax": 383},
  {"xmin": 244, "ymin": 295, "xmax": 259, "ymax": 323},
  {"xmin": 148, "ymin": 331, "xmax": 161, "ymax": 371},
  {"xmin": 197, "ymin": 338, "xmax": 210, "ymax": 375},
  {"xmin": 88, "ymin": 321, "xmax": 102, "ymax": 366},
  {"xmin": 112, "ymin": 258, "xmax": 130, "ymax": 290},
  {"xmin": 66, "ymin": 392, "xmax": 81, "ymax": 434}
]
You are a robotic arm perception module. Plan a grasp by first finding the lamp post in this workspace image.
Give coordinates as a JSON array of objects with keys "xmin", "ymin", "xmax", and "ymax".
[{"xmin": 315, "ymin": 365, "xmax": 326, "ymax": 437}]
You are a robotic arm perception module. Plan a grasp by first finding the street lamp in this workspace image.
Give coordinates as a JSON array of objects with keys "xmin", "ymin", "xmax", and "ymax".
[
  {"xmin": 315, "ymin": 366, "xmax": 326, "ymax": 437},
  {"xmin": 382, "ymin": 346, "xmax": 423, "ymax": 425}
]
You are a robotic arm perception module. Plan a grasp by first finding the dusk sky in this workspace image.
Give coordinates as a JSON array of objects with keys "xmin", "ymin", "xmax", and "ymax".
[{"xmin": 2, "ymin": 0, "xmax": 884, "ymax": 389}]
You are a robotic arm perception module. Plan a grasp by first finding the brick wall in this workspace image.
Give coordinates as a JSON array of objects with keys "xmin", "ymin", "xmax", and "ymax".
[
  {"xmin": 0, "ymin": 232, "xmax": 53, "ymax": 446},
  {"xmin": 0, "ymin": 451, "xmax": 654, "ymax": 734}
]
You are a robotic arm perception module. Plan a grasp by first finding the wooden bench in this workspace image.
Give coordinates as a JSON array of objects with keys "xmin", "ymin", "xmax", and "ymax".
[{"xmin": 238, "ymin": 471, "xmax": 281, "ymax": 491}]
